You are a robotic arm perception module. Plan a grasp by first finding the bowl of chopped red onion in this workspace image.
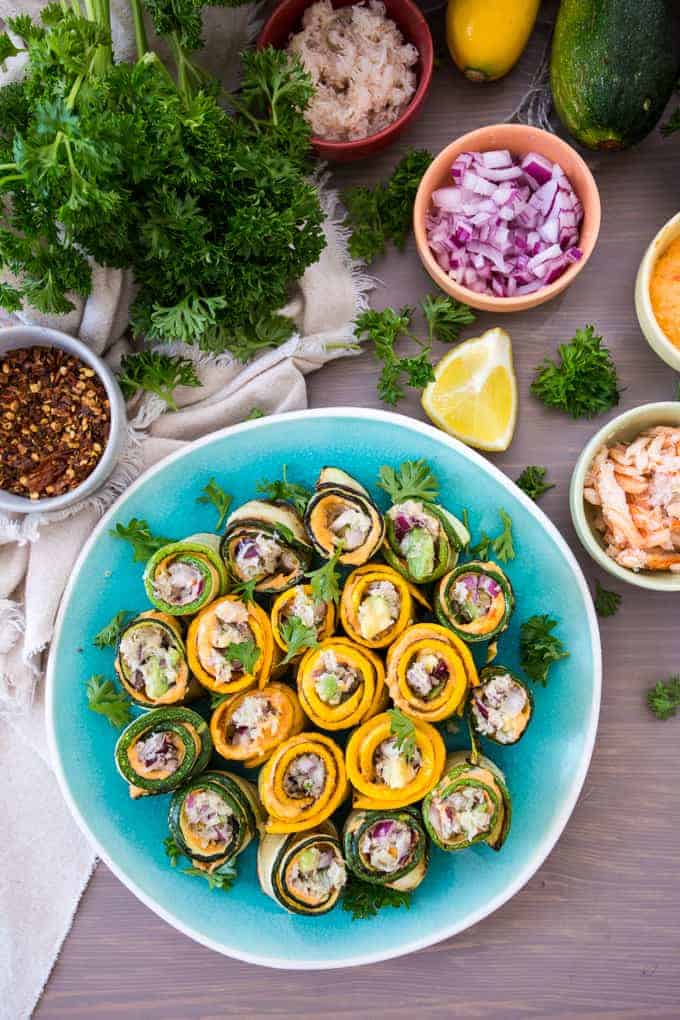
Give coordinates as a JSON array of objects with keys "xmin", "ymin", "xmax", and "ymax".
[{"xmin": 413, "ymin": 124, "xmax": 601, "ymax": 311}]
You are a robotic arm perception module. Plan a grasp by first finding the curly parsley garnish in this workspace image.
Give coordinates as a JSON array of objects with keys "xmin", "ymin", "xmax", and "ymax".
[
  {"xmin": 646, "ymin": 676, "xmax": 680, "ymax": 720},
  {"xmin": 225, "ymin": 639, "xmax": 260, "ymax": 675},
  {"xmin": 531, "ymin": 325, "xmax": 620, "ymax": 419},
  {"xmin": 305, "ymin": 542, "xmax": 345, "ymax": 604},
  {"xmin": 593, "ymin": 580, "xmax": 622, "ymax": 618},
  {"xmin": 183, "ymin": 864, "xmax": 237, "ymax": 891},
  {"xmin": 92, "ymin": 610, "xmax": 132, "ymax": 649},
  {"xmin": 85, "ymin": 674, "xmax": 132, "ymax": 728},
  {"xmin": 470, "ymin": 510, "xmax": 515, "ymax": 563},
  {"xmin": 196, "ymin": 478, "xmax": 232, "ymax": 531},
  {"xmin": 519, "ymin": 615, "xmax": 569, "ymax": 686},
  {"xmin": 257, "ymin": 465, "xmax": 311, "ymax": 515},
  {"xmin": 110, "ymin": 518, "xmax": 171, "ymax": 562},
  {"xmin": 387, "ymin": 707, "xmax": 417, "ymax": 760},
  {"xmin": 342, "ymin": 874, "xmax": 412, "ymax": 920},
  {"xmin": 164, "ymin": 836, "xmax": 182, "ymax": 868},
  {"xmin": 231, "ymin": 577, "xmax": 258, "ymax": 604},
  {"xmin": 117, "ymin": 352, "xmax": 200, "ymax": 410},
  {"xmin": 280, "ymin": 615, "xmax": 319, "ymax": 664},
  {"xmin": 515, "ymin": 466, "xmax": 554, "ymax": 502},
  {"xmin": 377, "ymin": 459, "xmax": 439, "ymax": 503}
]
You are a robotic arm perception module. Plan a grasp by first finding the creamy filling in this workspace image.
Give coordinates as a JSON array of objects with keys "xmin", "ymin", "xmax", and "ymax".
[
  {"xmin": 472, "ymin": 673, "xmax": 527, "ymax": 743},
  {"xmin": 228, "ymin": 694, "xmax": 279, "ymax": 747},
  {"xmin": 284, "ymin": 587, "xmax": 327, "ymax": 631},
  {"xmin": 234, "ymin": 532, "xmax": 297, "ymax": 582},
  {"xmin": 289, "ymin": 844, "xmax": 346, "ymax": 902},
  {"xmin": 429, "ymin": 785, "xmax": 493, "ymax": 843},
  {"xmin": 357, "ymin": 580, "xmax": 400, "ymax": 640},
  {"xmin": 182, "ymin": 789, "xmax": 235, "ymax": 850},
  {"xmin": 120, "ymin": 624, "xmax": 181, "ymax": 699},
  {"xmin": 134, "ymin": 730, "xmax": 181, "ymax": 774},
  {"xmin": 330, "ymin": 505, "xmax": 371, "ymax": 550},
  {"xmin": 390, "ymin": 499, "xmax": 440, "ymax": 549},
  {"xmin": 373, "ymin": 737, "xmax": 422, "ymax": 789},
  {"xmin": 313, "ymin": 649, "xmax": 360, "ymax": 706},
  {"xmin": 152, "ymin": 560, "xmax": 205, "ymax": 606},
  {"xmin": 207, "ymin": 600, "xmax": 256, "ymax": 684},
  {"xmin": 451, "ymin": 573, "xmax": 501, "ymax": 624},
  {"xmin": 359, "ymin": 818, "xmax": 415, "ymax": 873},
  {"xmin": 406, "ymin": 652, "xmax": 449, "ymax": 700},
  {"xmin": 283, "ymin": 753, "xmax": 327, "ymax": 799}
]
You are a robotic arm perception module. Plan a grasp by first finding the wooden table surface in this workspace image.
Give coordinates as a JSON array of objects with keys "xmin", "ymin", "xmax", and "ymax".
[{"xmin": 37, "ymin": 8, "xmax": 680, "ymax": 1018}]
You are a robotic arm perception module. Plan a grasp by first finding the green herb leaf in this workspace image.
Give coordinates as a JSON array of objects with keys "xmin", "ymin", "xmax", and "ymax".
[
  {"xmin": 342, "ymin": 874, "xmax": 412, "ymax": 920},
  {"xmin": 230, "ymin": 577, "xmax": 258, "ymax": 604},
  {"xmin": 0, "ymin": 33, "xmax": 21, "ymax": 69},
  {"xmin": 593, "ymin": 580, "xmax": 621, "ymax": 618},
  {"xmin": 163, "ymin": 836, "xmax": 182, "ymax": 867},
  {"xmin": 182, "ymin": 864, "xmax": 237, "ymax": 891},
  {"xmin": 354, "ymin": 306, "xmax": 414, "ymax": 407},
  {"xmin": 387, "ymin": 707, "xmax": 417, "ymax": 760},
  {"xmin": 646, "ymin": 676, "xmax": 680, "ymax": 720},
  {"xmin": 492, "ymin": 510, "xmax": 515, "ymax": 563},
  {"xmin": 377, "ymin": 459, "xmax": 439, "ymax": 504},
  {"xmin": 117, "ymin": 352, "xmax": 200, "ymax": 411},
  {"xmin": 247, "ymin": 407, "xmax": 264, "ymax": 420},
  {"xmin": 257, "ymin": 465, "xmax": 311, "ymax": 515},
  {"xmin": 460, "ymin": 508, "xmax": 470, "ymax": 551},
  {"xmin": 110, "ymin": 518, "xmax": 171, "ymax": 563},
  {"xmin": 316, "ymin": 673, "xmax": 339, "ymax": 702},
  {"xmin": 196, "ymin": 478, "xmax": 232, "ymax": 531},
  {"xmin": 305, "ymin": 542, "xmax": 345, "ymax": 604},
  {"xmin": 92, "ymin": 610, "xmax": 133, "ymax": 649},
  {"xmin": 210, "ymin": 690, "xmax": 230, "ymax": 709},
  {"xmin": 225, "ymin": 638, "xmax": 260, "ymax": 676},
  {"xmin": 515, "ymin": 466, "xmax": 554, "ymax": 502},
  {"xmin": 470, "ymin": 531, "xmax": 491, "ymax": 560},
  {"xmin": 280, "ymin": 615, "xmax": 319, "ymax": 664},
  {"xmin": 531, "ymin": 325, "xmax": 620, "ymax": 419},
  {"xmin": 85, "ymin": 674, "xmax": 132, "ymax": 728},
  {"xmin": 519, "ymin": 615, "xmax": 569, "ymax": 686},
  {"xmin": 421, "ymin": 293, "xmax": 476, "ymax": 344}
]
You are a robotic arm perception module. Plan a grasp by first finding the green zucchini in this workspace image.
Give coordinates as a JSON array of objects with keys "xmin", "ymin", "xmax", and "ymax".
[
  {"xmin": 383, "ymin": 500, "xmax": 469, "ymax": 585},
  {"xmin": 423, "ymin": 750, "xmax": 512, "ymax": 852},
  {"xmin": 115, "ymin": 611, "xmax": 200, "ymax": 708},
  {"xmin": 144, "ymin": 534, "xmax": 227, "ymax": 616},
  {"xmin": 551, "ymin": 0, "xmax": 678, "ymax": 150},
  {"xmin": 114, "ymin": 708, "xmax": 211, "ymax": 799},
  {"xmin": 304, "ymin": 467, "xmax": 385, "ymax": 567},
  {"xmin": 342, "ymin": 807, "xmax": 428, "ymax": 892},
  {"xmin": 257, "ymin": 821, "xmax": 346, "ymax": 915},
  {"xmin": 221, "ymin": 499, "xmax": 312, "ymax": 596},
  {"xmin": 435, "ymin": 561, "xmax": 514, "ymax": 643},
  {"xmin": 470, "ymin": 666, "xmax": 533, "ymax": 746}
]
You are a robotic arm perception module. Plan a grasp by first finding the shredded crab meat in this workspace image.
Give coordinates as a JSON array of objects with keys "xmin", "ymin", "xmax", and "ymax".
[
  {"xmin": 183, "ymin": 789, "xmax": 235, "ymax": 849},
  {"xmin": 359, "ymin": 819, "xmax": 415, "ymax": 873},
  {"xmin": 389, "ymin": 500, "xmax": 440, "ymax": 551},
  {"xmin": 373, "ymin": 737, "xmax": 422, "ymax": 789},
  {"xmin": 134, "ymin": 731, "xmax": 181, "ymax": 774},
  {"xmin": 289, "ymin": 845, "xmax": 346, "ymax": 902},
  {"xmin": 229, "ymin": 694, "xmax": 279, "ymax": 746},
  {"xmin": 286, "ymin": 587, "xmax": 326, "ymax": 630},
  {"xmin": 152, "ymin": 560, "xmax": 204, "ymax": 606},
  {"xmin": 119, "ymin": 624, "xmax": 180, "ymax": 694},
  {"xmin": 283, "ymin": 753, "xmax": 327, "ymax": 799},
  {"xmin": 584, "ymin": 427, "xmax": 680, "ymax": 572},
  {"xmin": 313, "ymin": 649, "xmax": 360, "ymax": 705},
  {"xmin": 429, "ymin": 785, "xmax": 493, "ymax": 843},
  {"xmin": 406, "ymin": 652, "xmax": 449, "ymax": 699},
  {"xmin": 234, "ymin": 532, "xmax": 297, "ymax": 581},
  {"xmin": 472, "ymin": 674, "xmax": 527, "ymax": 743},
  {"xmin": 286, "ymin": 0, "xmax": 418, "ymax": 142},
  {"xmin": 330, "ymin": 505, "xmax": 371, "ymax": 550}
]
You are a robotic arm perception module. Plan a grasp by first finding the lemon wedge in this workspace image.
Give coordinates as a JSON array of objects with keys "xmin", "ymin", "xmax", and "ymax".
[{"xmin": 421, "ymin": 327, "xmax": 517, "ymax": 452}]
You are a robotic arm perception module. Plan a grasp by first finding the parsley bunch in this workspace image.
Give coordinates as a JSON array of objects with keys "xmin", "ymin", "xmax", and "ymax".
[
  {"xmin": 646, "ymin": 676, "xmax": 680, "ymax": 720},
  {"xmin": 519, "ymin": 615, "xmax": 569, "ymax": 686},
  {"xmin": 515, "ymin": 466, "xmax": 554, "ymax": 502},
  {"xmin": 531, "ymin": 325, "xmax": 620, "ymax": 419}
]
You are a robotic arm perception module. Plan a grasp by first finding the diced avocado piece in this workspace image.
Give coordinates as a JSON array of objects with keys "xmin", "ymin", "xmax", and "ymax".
[
  {"xmin": 359, "ymin": 595, "xmax": 393, "ymax": 640},
  {"xmin": 145, "ymin": 657, "xmax": 169, "ymax": 700},
  {"xmin": 402, "ymin": 528, "xmax": 435, "ymax": 581},
  {"xmin": 298, "ymin": 848, "xmax": 319, "ymax": 873}
]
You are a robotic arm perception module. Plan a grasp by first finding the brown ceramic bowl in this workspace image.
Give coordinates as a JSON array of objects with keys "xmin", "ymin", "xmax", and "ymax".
[
  {"xmin": 413, "ymin": 124, "xmax": 601, "ymax": 312},
  {"xmin": 257, "ymin": 0, "xmax": 434, "ymax": 162}
]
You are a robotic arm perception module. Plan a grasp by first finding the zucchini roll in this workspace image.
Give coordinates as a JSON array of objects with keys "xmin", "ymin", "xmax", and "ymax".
[
  {"xmin": 384, "ymin": 500, "xmax": 469, "ymax": 584},
  {"xmin": 210, "ymin": 682, "xmax": 305, "ymax": 768},
  {"xmin": 168, "ymin": 770, "xmax": 263, "ymax": 873},
  {"xmin": 115, "ymin": 708, "xmax": 212, "ymax": 799},
  {"xmin": 386, "ymin": 623, "xmax": 478, "ymax": 722},
  {"xmin": 187, "ymin": 595, "xmax": 276, "ymax": 695},
  {"xmin": 340, "ymin": 564, "xmax": 428, "ymax": 649},
  {"xmin": 270, "ymin": 584, "xmax": 336, "ymax": 659},
  {"xmin": 343, "ymin": 808, "xmax": 428, "ymax": 891},
  {"xmin": 345, "ymin": 712, "xmax": 446, "ymax": 810},
  {"xmin": 115, "ymin": 611, "xmax": 199, "ymax": 708},
  {"xmin": 257, "ymin": 821, "xmax": 346, "ymax": 915},
  {"xmin": 144, "ymin": 533, "xmax": 227, "ymax": 616},
  {"xmin": 470, "ymin": 666, "xmax": 533, "ymax": 745},
  {"xmin": 296, "ymin": 637, "xmax": 387, "ymax": 731},
  {"xmin": 304, "ymin": 467, "xmax": 384, "ymax": 566},
  {"xmin": 221, "ymin": 500, "xmax": 312, "ymax": 596},
  {"xmin": 258, "ymin": 732, "xmax": 349, "ymax": 834},
  {"xmin": 435, "ymin": 561, "xmax": 514, "ymax": 643},
  {"xmin": 423, "ymin": 751, "xmax": 512, "ymax": 852}
]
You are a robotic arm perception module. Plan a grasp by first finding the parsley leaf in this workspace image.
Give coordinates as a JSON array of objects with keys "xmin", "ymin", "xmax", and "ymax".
[
  {"xmin": 210, "ymin": 690, "xmax": 230, "ymax": 709},
  {"xmin": 85, "ymin": 674, "xmax": 132, "ymax": 728},
  {"xmin": 183, "ymin": 863, "xmax": 237, "ymax": 891},
  {"xmin": 470, "ymin": 532, "xmax": 491, "ymax": 559},
  {"xmin": 164, "ymin": 836, "xmax": 182, "ymax": 867},
  {"xmin": 247, "ymin": 407, "xmax": 264, "ymax": 420},
  {"xmin": 531, "ymin": 325, "xmax": 620, "ymax": 419},
  {"xmin": 387, "ymin": 707, "xmax": 417, "ymax": 760},
  {"xmin": 92, "ymin": 610, "xmax": 133, "ymax": 649},
  {"xmin": 377, "ymin": 459, "xmax": 439, "ymax": 503},
  {"xmin": 110, "ymin": 518, "xmax": 171, "ymax": 563},
  {"xmin": 492, "ymin": 510, "xmax": 515, "ymax": 563},
  {"xmin": 516, "ymin": 466, "xmax": 554, "ymax": 501},
  {"xmin": 343, "ymin": 149, "xmax": 432, "ymax": 263},
  {"xmin": 519, "ymin": 615, "xmax": 569, "ymax": 686},
  {"xmin": 305, "ymin": 542, "xmax": 345, "ymax": 604},
  {"xmin": 117, "ymin": 351, "xmax": 200, "ymax": 411},
  {"xmin": 421, "ymin": 293, "xmax": 476, "ymax": 344},
  {"xmin": 594, "ymin": 580, "xmax": 622, "ymax": 618},
  {"xmin": 225, "ymin": 639, "xmax": 260, "ymax": 675},
  {"xmin": 230, "ymin": 577, "xmax": 258, "ymax": 604},
  {"xmin": 646, "ymin": 676, "xmax": 680, "ymax": 720},
  {"xmin": 342, "ymin": 874, "xmax": 412, "ymax": 920},
  {"xmin": 196, "ymin": 478, "xmax": 232, "ymax": 531},
  {"xmin": 280, "ymin": 615, "xmax": 319, "ymax": 664},
  {"xmin": 256, "ymin": 465, "xmax": 311, "ymax": 515}
]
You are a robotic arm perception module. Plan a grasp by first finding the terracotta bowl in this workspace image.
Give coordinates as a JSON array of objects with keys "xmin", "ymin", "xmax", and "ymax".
[
  {"xmin": 413, "ymin": 124, "xmax": 601, "ymax": 312},
  {"xmin": 257, "ymin": 0, "xmax": 434, "ymax": 162}
]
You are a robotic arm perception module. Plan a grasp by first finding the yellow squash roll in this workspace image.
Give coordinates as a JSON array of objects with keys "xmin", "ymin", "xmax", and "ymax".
[
  {"xmin": 258, "ymin": 732, "xmax": 349, "ymax": 834},
  {"xmin": 296, "ymin": 637, "xmax": 387, "ymax": 731},
  {"xmin": 340, "ymin": 563, "xmax": 429, "ymax": 649},
  {"xmin": 187, "ymin": 595, "xmax": 277, "ymax": 695},
  {"xmin": 210, "ymin": 682, "xmax": 305, "ymax": 768},
  {"xmin": 270, "ymin": 584, "xmax": 336, "ymax": 658},
  {"xmin": 386, "ymin": 623, "xmax": 478, "ymax": 722}
]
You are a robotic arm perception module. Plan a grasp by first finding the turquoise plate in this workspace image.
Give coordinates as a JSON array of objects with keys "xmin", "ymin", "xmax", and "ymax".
[{"xmin": 47, "ymin": 409, "xmax": 601, "ymax": 968}]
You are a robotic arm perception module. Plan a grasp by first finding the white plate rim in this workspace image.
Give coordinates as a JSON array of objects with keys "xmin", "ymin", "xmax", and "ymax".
[{"xmin": 46, "ymin": 407, "xmax": 602, "ymax": 970}]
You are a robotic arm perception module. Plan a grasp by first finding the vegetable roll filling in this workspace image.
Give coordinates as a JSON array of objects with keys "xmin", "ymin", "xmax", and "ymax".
[
  {"xmin": 228, "ymin": 694, "xmax": 280, "ymax": 747},
  {"xmin": 313, "ymin": 650, "xmax": 360, "ymax": 706},
  {"xmin": 181, "ymin": 789, "xmax": 236, "ymax": 851},
  {"xmin": 406, "ymin": 652, "xmax": 449, "ymax": 700},
  {"xmin": 389, "ymin": 501, "xmax": 440, "ymax": 576},
  {"xmin": 429, "ymin": 785, "xmax": 494, "ymax": 843},
  {"xmin": 373, "ymin": 737, "xmax": 422, "ymax": 789},
  {"xmin": 284, "ymin": 586, "xmax": 326, "ymax": 631},
  {"xmin": 472, "ymin": 673, "xmax": 528, "ymax": 743},
  {"xmin": 152, "ymin": 559, "xmax": 205, "ymax": 607},
  {"xmin": 451, "ymin": 572, "xmax": 503, "ymax": 624},
  {"xmin": 357, "ymin": 581, "xmax": 401, "ymax": 641},
  {"xmin": 287, "ymin": 844, "xmax": 346, "ymax": 904},
  {"xmin": 359, "ymin": 819, "xmax": 417, "ymax": 873},
  {"xmin": 119, "ymin": 624, "xmax": 182, "ymax": 700},
  {"xmin": 233, "ymin": 532, "xmax": 297, "ymax": 582},
  {"xmin": 206, "ymin": 600, "xmax": 257, "ymax": 684},
  {"xmin": 133, "ymin": 730, "xmax": 183, "ymax": 776},
  {"xmin": 329, "ymin": 505, "xmax": 371, "ymax": 550},
  {"xmin": 283, "ymin": 753, "xmax": 327, "ymax": 799}
]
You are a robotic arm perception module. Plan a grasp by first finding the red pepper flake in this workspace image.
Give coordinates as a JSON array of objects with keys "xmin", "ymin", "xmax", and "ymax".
[{"xmin": 0, "ymin": 346, "xmax": 110, "ymax": 500}]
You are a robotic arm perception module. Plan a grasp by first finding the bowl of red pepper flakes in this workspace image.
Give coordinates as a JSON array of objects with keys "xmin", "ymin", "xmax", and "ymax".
[{"xmin": 0, "ymin": 326, "xmax": 127, "ymax": 513}]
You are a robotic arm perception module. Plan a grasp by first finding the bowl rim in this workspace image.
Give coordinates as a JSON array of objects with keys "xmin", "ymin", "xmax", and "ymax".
[
  {"xmin": 634, "ymin": 210, "xmax": 680, "ymax": 372},
  {"xmin": 46, "ymin": 406, "xmax": 602, "ymax": 969},
  {"xmin": 413, "ymin": 123, "xmax": 602, "ymax": 313},
  {"xmin": 0, "ymin": 325, "xmax": 127, "ymax": 514},
  {"xmin": 256, "ymin": 0, "xmax": 434, "ymax": 155},
  {"xmin": 569, "ymin": 401, "xmax": 680, "ymax": 592}
]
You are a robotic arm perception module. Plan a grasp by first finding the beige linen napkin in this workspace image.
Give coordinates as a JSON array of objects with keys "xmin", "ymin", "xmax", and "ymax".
[{"xmin": 0, "ymin": 5, "xmax": 371, "ymax": 1016}]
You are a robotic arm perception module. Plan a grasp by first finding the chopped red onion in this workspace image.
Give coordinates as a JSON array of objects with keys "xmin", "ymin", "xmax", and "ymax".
[{"xmin": 371, "ymin": 820, "xmax": 395, "ymax": 839}]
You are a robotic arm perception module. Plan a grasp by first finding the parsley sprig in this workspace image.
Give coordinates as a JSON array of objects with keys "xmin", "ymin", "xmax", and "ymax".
[
  {"xmin": 257, "ymin": 465, "xmax": 311, "ymax": 515},
  {"xmin": 280, "ymin": 615, "xmax": 319, "ymax": 664},
  {"xmin": 231, "ymin": 578, "xmax": 258, "ymax": 604},
  {"xmin": 225, "ymin": 639, "xmax": 260, "ymax": 675},
  {"xmin": 183, "ymin": 864, "xmax": 237, "ymax": 891},
  {"xmin": 85, "ymin": 674, "xmax": 132, "ymax": 728},
  {"xmin": 519, "ymin": 615, "xmax": 569, "ymax": 686},
  {"xmin": 164, "ymin": 836, "xmax": 182, "ymax": 868},
  {"xmin": 387, "ymin": 707, "xmax": 417, "ymax": 760},
  {"xmin": 305, "ymin": 543, "xmax": 345, "ymax": 604},
  {"xmin": 646, "ymin": 676, "xmax": 680, "ymax": 720},
  {"xmin": 471, "ymin": 510, "xmax": 515, "ymax": 563},
  {"xmin": 342, "ymin": 874, "xmax": 412, "ymax": 920},
  {"xmin": 377, "ymin": 459, "xmax": 439, "ymax": 504},
  {"xmin": 196, "ymin": 479, "xmax": 232, "ymax": 531},
  {"xmin": 110, "ymin": 518, "xmax": 171, "ymax": 562},
  {"xmin": 593, "ymin": 580, "xmax": 621, "ymax": 618},
  {"xmin": 531, "ymin": 325, "xmax": 620, "ymax": 419},
  {"xmin": 92, "ymin": 610, "xmax": 132, "ymax": 649},
  {"xmin": 117, "ymin": 352, "xmax": 201, "ymax": 410},
  {"xmin": 515, "ymin": 466, "xmax": 554, "ymax": 502}
]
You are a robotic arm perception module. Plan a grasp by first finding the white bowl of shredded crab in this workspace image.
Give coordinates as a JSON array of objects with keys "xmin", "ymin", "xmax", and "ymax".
[{"xmin": 570, "ymin": 403, "xmax": 680, "ymax": 591}]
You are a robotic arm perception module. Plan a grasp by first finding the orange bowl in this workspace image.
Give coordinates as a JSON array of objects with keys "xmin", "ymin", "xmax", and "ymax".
[{"xmin": 413, "ymin": 124, "xmax": 601, "ymax": 312}]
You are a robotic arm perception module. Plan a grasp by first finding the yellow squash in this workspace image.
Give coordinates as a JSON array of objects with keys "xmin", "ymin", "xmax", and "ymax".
[{"xmin": 446, "ymin": 0, "xmax": 540, "ymax": 82}]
